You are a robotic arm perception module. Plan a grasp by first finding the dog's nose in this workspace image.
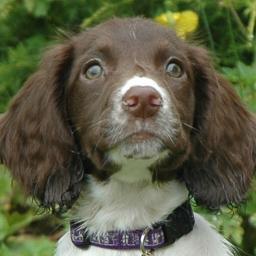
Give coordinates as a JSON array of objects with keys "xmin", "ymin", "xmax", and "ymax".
[{"xmin": 122, "ymin": 86, "xmax": 162, "ymax": 118}]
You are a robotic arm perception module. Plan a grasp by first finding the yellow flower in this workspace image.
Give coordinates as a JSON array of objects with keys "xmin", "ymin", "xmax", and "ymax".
[
  {"xmin": 173, "ymin": 11, "xmax": 199, "ymax": 38},
  {"xmin": 155, "ymin": 11, "xmax": 175, "ymax": 27},
  {"xmin": 155, "ymin": 10, "xmax": 199, "ymax": 39}
]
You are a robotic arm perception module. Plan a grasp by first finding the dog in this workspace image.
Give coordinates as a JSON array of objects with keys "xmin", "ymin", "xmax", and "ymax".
[{"xmin": 0, "ymin": 18, "xmax": 255, "ymax": 256}]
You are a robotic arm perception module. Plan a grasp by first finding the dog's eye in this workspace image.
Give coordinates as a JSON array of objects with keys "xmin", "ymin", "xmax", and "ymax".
[
  {"xmin": 84, "ymin": 63, "xmax": 103, "ymax": 80},
  {"xmin": 166, "ymin": 60, "xmax": 183, "ymax": 78}
]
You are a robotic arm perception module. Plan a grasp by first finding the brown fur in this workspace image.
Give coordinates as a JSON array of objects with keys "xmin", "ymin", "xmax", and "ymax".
[
  {"xmin": 182, "ymin": 47, "xmax": 256, "ymax": 209},
  {"xmin": 0, "ymin": 18, "xmax": 255, "ymax": 211},
  {"xmin": 0, "ymin": 44, "xmax": 85, "ymax": 210}
]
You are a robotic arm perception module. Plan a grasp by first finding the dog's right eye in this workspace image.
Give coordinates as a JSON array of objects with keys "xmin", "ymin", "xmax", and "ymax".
[
  {"xmin": 165, "ymin": 59, "xmax": 184, "ymax": 78},
  {"xmin": 83, "ymin": 63, "xmax": 103, "ymax": 80}
]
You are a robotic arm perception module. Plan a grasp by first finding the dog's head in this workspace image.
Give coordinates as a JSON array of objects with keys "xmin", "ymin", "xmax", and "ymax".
[{"xmin": 0, "ymin": 18, "xmax": 255, "ymax": 211}]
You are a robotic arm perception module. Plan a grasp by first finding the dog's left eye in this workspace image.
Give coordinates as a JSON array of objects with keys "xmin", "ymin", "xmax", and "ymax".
[
  {"xmin": 84, "ymin": 63, "xmax": 103, "ymax": 80},
  {"xmin": 166, "ymin": 60, "xmax": 183, "ymax": 78}
]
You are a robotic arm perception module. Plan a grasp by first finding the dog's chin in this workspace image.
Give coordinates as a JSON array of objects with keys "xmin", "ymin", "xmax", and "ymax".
[{"xmin": 111, "ymin": 135, "xmax": 165, "ymax": 160}]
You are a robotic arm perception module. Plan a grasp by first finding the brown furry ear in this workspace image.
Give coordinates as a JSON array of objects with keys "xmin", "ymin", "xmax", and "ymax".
[
  {"xmin": 0, "ymin": 43, "xmax": 84, "ymax": 212},
  {"xmin": 182, "ymin": 46, "xmax": 256, "ymax": 209}
]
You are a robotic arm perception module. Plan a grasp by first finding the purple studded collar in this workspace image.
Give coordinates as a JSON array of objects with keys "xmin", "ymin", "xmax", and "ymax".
[{"xmin": 70, "ymin": 200, "xmax": 194, "ymax": 251}]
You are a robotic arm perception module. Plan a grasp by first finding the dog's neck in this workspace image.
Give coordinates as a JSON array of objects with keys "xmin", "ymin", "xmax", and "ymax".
[{"xmin": 71, "ymin": 174, "xmax": 188, "ymax": 236}]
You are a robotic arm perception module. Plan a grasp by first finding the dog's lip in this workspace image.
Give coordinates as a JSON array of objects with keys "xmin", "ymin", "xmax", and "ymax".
[
  {"xmin": 109, "ymin": 130, "xmax": 164, "ymax": 148},
  {"xmin": 129, "ymin": 131, "xmax": 155, "ymax": 141},
  {"xmin": 120, "ymin": 131, "xmax": 162, "ymax": 145}
]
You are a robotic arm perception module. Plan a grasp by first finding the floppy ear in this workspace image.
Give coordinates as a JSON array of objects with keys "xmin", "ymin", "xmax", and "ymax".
[
  {"xmin": 182, "ymin": 46, "xmax": 256, "ymax": 209},
  {"xmin": 0, "ymin": 43, "xmax": 85, "ymax": 212}
]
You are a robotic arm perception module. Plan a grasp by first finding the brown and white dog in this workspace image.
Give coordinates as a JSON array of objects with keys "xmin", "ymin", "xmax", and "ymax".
[{"xmin": 0, "ymin": 18, "xmax": 255, "ymax": 256}]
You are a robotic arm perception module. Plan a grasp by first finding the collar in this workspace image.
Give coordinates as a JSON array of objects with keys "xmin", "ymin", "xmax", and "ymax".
[{"xmin": 70, "ymin": 200, "xmax": 194, "ymax": 251}]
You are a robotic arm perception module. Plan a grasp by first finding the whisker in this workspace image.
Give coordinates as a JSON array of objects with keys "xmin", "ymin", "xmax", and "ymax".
[{"xmin": 182, "ymin": 122, "xmax": 198, "ymax": 131}]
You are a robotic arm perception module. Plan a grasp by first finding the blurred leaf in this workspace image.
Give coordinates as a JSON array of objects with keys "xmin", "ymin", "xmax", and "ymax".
[
  {"xmin": 250, "ymin": 213, "xmax": 256, "ymax": 228},
  {"xmin": 0, "ymin": 212, "xmax": 9, "ymax": 241},
  {"xmin": 222, "ymin": 61, "xmax": 256, "ymax": 111},
  {"xmin": 197, "ymin": 207, "xmax": 244, "ymax": 245},
  {"xmin": 1, "ymin": 236, "xmax": 55, "ymax": 256},
  {"xmin": 81, "ymin": 0, "xmax": 134, "ymax": 28},
  {"xmin": 3, "ymin": 212, "xmax": 42, "ymax": 240},
  {"xmin": 24, "ymin": 0, "xmax": 52, "ymax": 17},
  {"xmin": 0, "ymin": 243, "xmax": 13, "ymax": 256},
  {"xmin": 24, "ymin": 0, "xmax": 35, "ymax": 13},
  {"xmin": 0, "ymin": 0, "xmax": 15, "ymax": 19},
  {"xmin": 0, "ymin": 167, "xmax": 12, "ymax": 197},
  {"xmin": 239, "ymin": 179, "xmax": 256, "ymax": 215},
  {"xmin": 0, "ymin": 35, "xmax": 48, "ymax": 112}
]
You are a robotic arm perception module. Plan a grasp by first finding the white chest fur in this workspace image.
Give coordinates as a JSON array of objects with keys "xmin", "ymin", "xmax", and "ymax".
[{"xmin": 55, "ymin": 178, "xmax": 233, "ymax": 256}]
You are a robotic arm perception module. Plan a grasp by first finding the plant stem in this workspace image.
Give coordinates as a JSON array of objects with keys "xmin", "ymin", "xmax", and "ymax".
[
  {"xmin": 247, "ymin": 0, "xmax": 256, "ymax": 43},
  {"xmin": 227, "ymin": 9, "xmax": 239, "ymax": 62},
  {"xmin": 199, "ymin": 2, "xmax": 215, "ymax": 52},
  {"xmin": 227, "ymin": 0, "xmax": 248, "ymax": 38}
]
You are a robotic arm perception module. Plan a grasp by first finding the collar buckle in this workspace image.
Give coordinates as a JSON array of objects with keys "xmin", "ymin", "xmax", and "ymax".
[{"xmin": 140, "ymin": 227, "xmax": 154, "ymax": 256}]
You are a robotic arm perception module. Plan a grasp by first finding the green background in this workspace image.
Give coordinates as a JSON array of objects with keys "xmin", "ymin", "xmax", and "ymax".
[{"xmin": 0, "ymin": 0, "xmax": 255, "ymax": 255}]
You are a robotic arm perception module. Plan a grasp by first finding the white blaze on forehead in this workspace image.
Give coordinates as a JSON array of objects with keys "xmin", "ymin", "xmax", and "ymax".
[{"xmin": 120, "ymin": 76, "xmax": 169, "ymax": 109}]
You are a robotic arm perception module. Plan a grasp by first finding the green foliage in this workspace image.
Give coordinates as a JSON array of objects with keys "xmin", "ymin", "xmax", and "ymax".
[
  {"xmin": 196, "ymin": 179, "xmax": 256, "ymax": 245},
  {"xmin": 0, "ymin": 36, "xmax": 48, "ymax": 112},
  {"xmin": 198, "ymin": 207, "xmax": 244, "ymax": 245},
  {"xmin": 24, "ymin": 0, "xmax": 53, "ymax": 17},
  {"xmin": 0, "ymin": 237, "xmax": 55, "ymax": 256},
  {"xmin": 161, "ymin": 0, "xmax": 256, "ymax": 65},
  {"xmin": 222, "ymin": 61, "xmax": 256, "ymax": 111},
  {"xmin": 0, "ymin": 0, "xmax": 255, "ymax": 255},
  {"xmin": 0, "ymin": 167, "xmax": 61, "ymax": 255}
]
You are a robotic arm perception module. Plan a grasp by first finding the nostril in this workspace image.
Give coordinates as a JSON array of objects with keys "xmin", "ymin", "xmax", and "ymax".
[
  {"xmin": 149, "ymin": 94, "xmax": 162, "ymax": 107},
  {"xmin": 122, "ymin": 96, "xmax": 139, "ymax": 108}
]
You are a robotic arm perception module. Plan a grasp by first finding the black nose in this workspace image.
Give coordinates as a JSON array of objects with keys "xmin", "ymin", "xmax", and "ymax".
[{"xmin": 122, "ymin": 86, "xmax": 162, "ymax": 118}]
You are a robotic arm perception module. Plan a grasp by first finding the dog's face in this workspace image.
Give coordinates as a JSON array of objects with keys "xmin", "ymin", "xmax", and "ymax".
[
  {"xmin": 0, "ymin": 18, "xmax": 255, "ymax": 211},
  {"xmin": 68, "ymin": 20, "xmax": 194, "ymax": 173}
]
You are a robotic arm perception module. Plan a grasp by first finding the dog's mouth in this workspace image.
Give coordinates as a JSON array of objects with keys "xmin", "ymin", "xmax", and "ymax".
[
  {"xmin": 118, "ymin": 130, "xmax": 165, "ymax": 147},
  {"xmin": 109, "ymin": 130, "xmax": 167, "ymax": 159},
  {"xmin": 127, "ymin": 131, "xmax": 157, "ymax": 142}
]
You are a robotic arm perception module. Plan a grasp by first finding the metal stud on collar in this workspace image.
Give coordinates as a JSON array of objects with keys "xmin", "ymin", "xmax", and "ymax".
[{"xmin": 140, "ymin": 227, "xmax": 154, "ymax": 256}]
